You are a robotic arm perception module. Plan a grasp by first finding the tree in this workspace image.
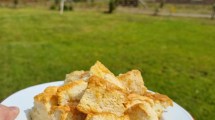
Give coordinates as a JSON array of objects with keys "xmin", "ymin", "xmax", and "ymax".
[
  {"xmin": 153, "ymin": 0, "xmax": 165, "ymax": 16},
  {"xmin": 55, "ymin": 0, "xmax": 60, "ymax": 5},
  {"xmin": 13, "ymin": 0, "xmax": 18, "ymax": 8},
  {"xmin": 50, "ymin": 0, "xmax": 61, "ymax": 10},
  {"xmin": 211, "ymin": 3, "xmax": 215, "ymax": 19},
  {"xmin": 60, "ymin": 0, "xmax": 73, "ymax": 14},
  {"xmin": 108, "ymin": 0, "xmax": 118, "ymax": 14},
  {"xmin": 60, "ymin": 0, "xmax": 65, "ymax": 14}
]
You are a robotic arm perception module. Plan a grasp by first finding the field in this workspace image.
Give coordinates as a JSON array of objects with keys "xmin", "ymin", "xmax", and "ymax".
[{"xmin": 0, "ymin": 8, "xmax": 215, "ymax": 120}]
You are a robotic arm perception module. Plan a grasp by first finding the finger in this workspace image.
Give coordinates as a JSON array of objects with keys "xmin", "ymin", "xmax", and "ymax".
[
  {"xmin": 8, "ymin": 107, "xmax": 20, "ymax": 120},
  {"xmin": 0, "ymin": 105, "xmax": 19, "ymax": 120},
  {"xmin": 0, "ymin": 104, "xmax": 9, "ymax": 120}
]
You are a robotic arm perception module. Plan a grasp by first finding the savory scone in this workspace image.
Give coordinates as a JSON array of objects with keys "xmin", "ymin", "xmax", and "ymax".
[
  {"xmin": 65, "ymin": 71, "xmax": 90, "ymax": 84},
  {"xmin": 90, "ymin": 61, "xmax": 125, "ymax": 90},
  {"xmin": 125, "ymin": 93, "xmax": 173, "ymax": 120},
  {"xmin": 30, "ymin": 86, "xmax": 58, "ymax": 120},
  {"xmin": 144, "ymin": 92, "xmax": 173, "ymax": 118},
  {"xmin": 125, "ymin": 94, "xmax": 157, "ymax": 120},
  {"xmin": 57, "ymin": 80, "xmax": 88, "ymax": 106},
  {"xmin": 77, "ymin": 76, "xmax": 127, "ymax": 117},
  {"xmin": 31, "ymin": 84, "xmax": 87, "ymax": 120},
  {"xmin": 86, "ymin": 113, "xmax": 130, "ymax": 120},
  {"xmin": 31, "ymin": 61, "xmax": 173, "ymax": 120},
  {"xmin": 117, "ymin": 70, "xmax": 147, "ymax": 95}
]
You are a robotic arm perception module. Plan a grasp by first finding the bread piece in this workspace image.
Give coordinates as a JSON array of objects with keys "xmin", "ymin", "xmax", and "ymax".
[
  {"xmin": 86, "ymin": 113, "xmax": 130, "ymax": 120},
  {"xmin": 125, "ymin": 93, "xmax": 173, "ymax": 120},
  {"xmin": 51, "ymin": 105, "xmax": 71, "ymax": 120},
  {"xmin": 57, "ymin": 80, "xmax": 88, "ymax": 106},
  {"xmin": 125, "ymin": 94, "xmax": 154, "ymax": 109},
  {"xmin": 31, "ymin": 84, "xmax": 87, "ymax": 120},
  {"xmin": 77, "ymin": 76, "xmax": 127, "ymax": 117},
  {"xmin": 65, "ymin": 71, "xmax": 90, "ymax": 84},
  {"xmin": 51, "ymin": 106, "xmax": 86, "ymax": 120},
  {"xmin": 144, "ymin": 92, "xmax": 173, "ymax": 107},
  {"xmin": 31, "ymin": 86, "xmax": 58, "ymax": 120},
  {"xmin": 117, "ymin": 70, "xmax": 147, "ymax": 95},
  {"xmin": 126, "ymin": 104, "xmax": 158, "ymax": 120},
  {"xmin": 144, "ymin": 92, "xmax": 173, "ymax": 118},
  {"xmin": 125, "ymin": 94, "xmax": 158, "ymax": 120},
  {"xmin": 90, "ymin": 61, "xmax": 124, "ymax": 90}
]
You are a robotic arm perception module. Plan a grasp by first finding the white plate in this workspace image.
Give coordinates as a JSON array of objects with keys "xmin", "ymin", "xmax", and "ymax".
[{"xmin": 1, "ymin": 81, "xmax": 194, "ymax": 120}]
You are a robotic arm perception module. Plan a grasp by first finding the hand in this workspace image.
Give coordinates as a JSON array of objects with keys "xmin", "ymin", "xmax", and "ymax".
[{"xmin": 0, "ymin": 104, "xmax": 19, "ymax": 120}]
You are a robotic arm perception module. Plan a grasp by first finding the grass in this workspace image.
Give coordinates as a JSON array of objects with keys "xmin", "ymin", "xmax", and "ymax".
[{"xmin": 0, "ymin": 8, "xmax": 215, "ymax": 120}]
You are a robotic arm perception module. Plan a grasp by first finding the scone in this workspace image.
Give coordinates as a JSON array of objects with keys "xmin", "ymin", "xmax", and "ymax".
[
  {"xmin": 30, "ymin": 61, "xmax": 173, "ymax": 120},
  {"xmin": 117, "ymin": 70, "xmax": 147, "ymax": 95},
  {"xmin": 30, "ymin": 82, "xmax": 87, "ymax": 120},
  {"xmin": 144, "ymin": 92, "xmax": 173, "ymax": 118},
  {"xmin": 125, "ymin": 93, "xmax": 173, "ymax": 120},
  {"xmin": 30, "ymin": 86, "xmax": 58, "ymax": 120},
  {"xmin": 90, "ymin": 61, "xmax": 125, "ymax": 90},
  {"xmin": 77, "ymin": 76, "xmax": 127, "ymax": 117},
  {"xmin": 57, "ymin": 80, "xmax": 88, "ymax": 106}
]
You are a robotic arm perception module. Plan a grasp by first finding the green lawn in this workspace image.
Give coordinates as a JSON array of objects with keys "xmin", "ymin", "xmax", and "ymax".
[{"xmin": 0, "ymin": 8, "xmax": 215, "ymax": 120}]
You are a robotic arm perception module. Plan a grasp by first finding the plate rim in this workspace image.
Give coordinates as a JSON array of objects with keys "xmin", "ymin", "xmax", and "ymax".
[
  {"xmin": 1, "ymin": 81, "xmax": 63, "ymax": 103},
  {"xmin": 1, "ymin": 81, "xmax": 194, "ymax": 120}
]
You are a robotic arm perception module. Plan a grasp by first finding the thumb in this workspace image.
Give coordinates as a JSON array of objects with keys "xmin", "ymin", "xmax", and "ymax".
[
  {"xmin": 0, "ymin": 105, "xmax": 19, "ymax": 120},
  {"xmin": 8, "ymin": 107, "xmax": 20, "ymax": 120}
]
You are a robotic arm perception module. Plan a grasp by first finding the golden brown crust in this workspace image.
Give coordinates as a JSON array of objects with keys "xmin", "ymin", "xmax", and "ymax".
[
  {"xmin": 125, "ymin": 92, "xmax": 173, "ymax": 120},
  {"xmin": 57, "ymin": 80, "xmax": 87, "ymax": 106},
  {"xmin": 65, "ymin": 71, "xmax": 90, "ymax": 84},
  {"xmin": 51, "ymin": 105, "xmax": 71, "ymax": 113},
  {"xmin": 90, "ymin": 61, "xmax": 113, "ymax": 76},
  {"xmin": 57, "ymin": 80, "xmax": 86, "ymax": 93},
  {"xmin": 34, "ymin": 86, "xmax": 58, "ymax": 104},
  {"xmin": 144, "ymin": 92, "xmax": 173, "ymax": 106},
  {"xmin": 117, "ymin": 70, "xmax": 147, "ymax": 95},
  {"xmin": 125, "ymin": 94, "xmax": 154, "ymax": 108},
  {"xmin": 31, "ymin": 61, "xmax": 173, "ymax": 120},
  {"xmin": 77, "ymin": 76, "xmax": 127, "ymax": 116},
  {"xmin": 88, "ymin": 75, "xmax": 127, "ymax": 93},
  {"xmin": 90, "ymin": 61, "xmax": 125, "ymax": 90}
]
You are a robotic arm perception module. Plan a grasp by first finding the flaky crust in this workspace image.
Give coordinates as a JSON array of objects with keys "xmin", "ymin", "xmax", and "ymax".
[
  {"xmin": 57, "ymin": 80, "xmax": 88, "ymax": 105},
  {"xmin": 34, "ymin": 86, "xmax": 58, "ymax": 104},
  {"xmin": 31, "ymin": 61, "xmax": 173, "ymax": 120},
  {"xmin": 117, "ymin": 70, "xmax": 147, "ymax": 95},
  {"xmin": 77, "ymin": 76, "xmax": 127, "ymax": 116},
  {"xmin": 90, "ymin": 61, "xmax": 125, "ymax": 89},
  {"xmin": 65, "ymin": 71, "xmax": 90, "ymax": 84},
  {"xmin": 144, "ymin": 92, "xmax": 173, "ymax": 107}
]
